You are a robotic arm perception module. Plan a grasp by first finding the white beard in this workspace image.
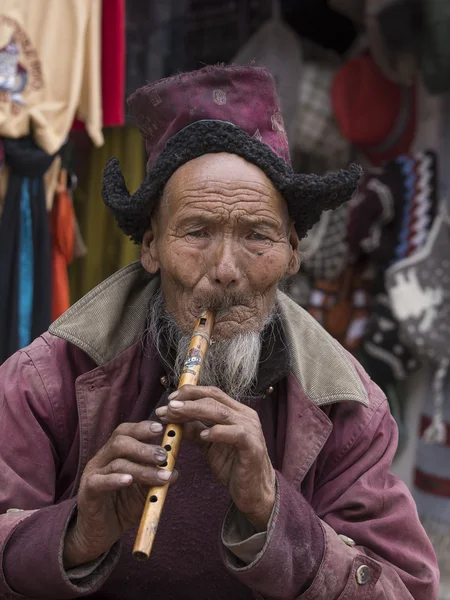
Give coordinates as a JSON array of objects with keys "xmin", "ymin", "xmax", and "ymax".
[{"xmin": 146, "ymin": 288, "xmax": 274, "ymax": 400}]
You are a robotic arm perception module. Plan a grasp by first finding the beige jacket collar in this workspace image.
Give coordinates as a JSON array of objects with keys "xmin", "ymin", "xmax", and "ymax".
[{"xmin": 49, "ymin": 262, "xmax": 368, "ymax": 408}]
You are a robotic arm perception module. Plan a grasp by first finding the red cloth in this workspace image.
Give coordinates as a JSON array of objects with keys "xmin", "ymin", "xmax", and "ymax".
[
  {"xmin": 50, "ymin": 190, "xmax": 75, "ymax": 321},
  {"xmin": 331, "ymin": 54, "xmax": 416, "ymax": 166},
  {"xmin": 73, "ymin": 0, "xmax": 125, "ymax": 129}
]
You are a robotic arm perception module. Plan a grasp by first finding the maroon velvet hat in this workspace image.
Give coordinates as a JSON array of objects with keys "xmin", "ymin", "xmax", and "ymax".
[{"xmin": 102, "ymin": 65, "xmax": 362, "ymax": 244}]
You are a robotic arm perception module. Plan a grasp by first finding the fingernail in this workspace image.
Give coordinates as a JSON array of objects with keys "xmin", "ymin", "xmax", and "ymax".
[
  {"xmin": 169, "ymin": 400, "xmax": 184, "ymax": 408},
  {"xmin": 119, "ymin": 474, "xmax": 132, "ymax": 484},
  {"xmin": 157, "ymin": 469, "xmax": 172, "ymax": 481},
  {"xmin": 156, "ymin": 449, "xmax": 167, "ymax": 462},
  {"xmin": 150, "ymin": 422, "xmax": 163, "ymax": 433},
  {"xmin": 200, "ymin": 429, "xmax": 209, "ymax": 439},
  {"xmin": 168, "ymin": 391, "xmax": 179, "ymax": 400},
  {"xmin": 155, "ymin": 407, "xmax": 167, "ymax": 417}
]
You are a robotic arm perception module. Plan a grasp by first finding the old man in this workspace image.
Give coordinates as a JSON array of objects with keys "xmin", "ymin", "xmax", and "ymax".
[{"xmin": 0, "ymin": 66, "xmax": 439, "ymax": 599}]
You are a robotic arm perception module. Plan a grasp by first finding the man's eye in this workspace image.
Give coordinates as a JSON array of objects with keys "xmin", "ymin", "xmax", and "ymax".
[
  {"xmin": 187, "ymin": 230, "xmax": 207, "ymax": 238},
  {"xmin": 249, "ymin": 232, "xmax": 269, "ymax": 241}
]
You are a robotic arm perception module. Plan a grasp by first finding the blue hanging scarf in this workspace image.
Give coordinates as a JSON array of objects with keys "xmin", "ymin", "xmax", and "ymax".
[{"xmin": 18, "ymin": 177, "xmax": 34, "ymax": 349}]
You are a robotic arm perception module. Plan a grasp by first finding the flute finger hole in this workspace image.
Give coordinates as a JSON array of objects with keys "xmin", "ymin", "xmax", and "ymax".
[
  {"xmin": 149, "ymin": 495, "xmax": 158, "ymax": 502},
  {"xmin": 167, "ymin": 430, "xmax": 176, "ymax": 437},
  {"xmin": 164, "ymin": 444, "xmax": 172, "ymax": 451}
]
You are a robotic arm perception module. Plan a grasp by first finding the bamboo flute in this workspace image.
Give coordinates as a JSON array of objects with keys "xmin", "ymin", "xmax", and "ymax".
[{"xmin": 133, "ymin": 310, "xmax": 215, "ymax": 560}]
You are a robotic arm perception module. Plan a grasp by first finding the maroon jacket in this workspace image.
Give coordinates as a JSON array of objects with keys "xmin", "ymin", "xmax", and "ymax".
[{"xmin": 0, "ymin": 263, "xmax": 439, "ymax": 599}]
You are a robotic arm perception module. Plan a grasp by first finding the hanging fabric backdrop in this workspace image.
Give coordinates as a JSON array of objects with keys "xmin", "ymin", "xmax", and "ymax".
[{"xmin": 69, "ymin": 127, "xmax": 144, "ymax": 302}]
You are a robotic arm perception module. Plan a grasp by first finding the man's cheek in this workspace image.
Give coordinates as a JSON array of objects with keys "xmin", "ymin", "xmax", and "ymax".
[{"xmin": 165, "ymin": 248, "xmax": 207, "ymax": 286}]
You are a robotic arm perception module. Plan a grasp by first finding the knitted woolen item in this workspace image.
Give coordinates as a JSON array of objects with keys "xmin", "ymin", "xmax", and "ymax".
[{"xmin": 102, "ymin": 121, "xmax": 362, "ymax": 244}]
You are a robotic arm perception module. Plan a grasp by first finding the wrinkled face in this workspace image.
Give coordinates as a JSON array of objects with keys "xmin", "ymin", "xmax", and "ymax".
[{"xmin": 141, "ymin": 153, "xmax": 300, "ymax": 339}]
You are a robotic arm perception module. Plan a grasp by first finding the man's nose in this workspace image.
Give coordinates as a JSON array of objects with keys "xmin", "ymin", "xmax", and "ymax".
[{"xmin": 210, "ymin": 238, "xmax": 240, "ymax": 287}]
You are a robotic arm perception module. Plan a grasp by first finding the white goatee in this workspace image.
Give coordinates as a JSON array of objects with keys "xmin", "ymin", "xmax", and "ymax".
[{"xmin": 145, "ymin": 288, "xmax": 274, "ymax": 401}]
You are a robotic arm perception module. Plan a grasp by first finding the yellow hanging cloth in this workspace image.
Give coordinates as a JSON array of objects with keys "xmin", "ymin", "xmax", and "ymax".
[{"xmin": 69, "ymin": 127, "xmax": 144, "ymax": 302}]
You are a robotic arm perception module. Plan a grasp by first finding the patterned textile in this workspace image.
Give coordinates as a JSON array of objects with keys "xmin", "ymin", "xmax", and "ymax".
[
  {"xmin": 302, "ymin": 202, "xmax": 350, "ymax": 281},
  {"xmin": 363, "ymin": 287, "xmax": 419, "ymax": 382},
  {"xmin": 386, "ymin": 212, "xmax": 450, "ymax": 443},
  {"xmin": 357, "ymin": 151, "xmax": 438, "ymax": 383},
  {"xmin": 306, "ymin": 264, "xmax": 371, "ymax": 352},
  {"xmin": 295, "ymin": 59, "xmax": 350, "ymax": 165}
]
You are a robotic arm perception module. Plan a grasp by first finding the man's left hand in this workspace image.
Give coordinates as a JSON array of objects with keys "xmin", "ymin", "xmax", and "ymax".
[{"xmin": 156, "ymin": 385, "xmax": 275, "ymax": 531}]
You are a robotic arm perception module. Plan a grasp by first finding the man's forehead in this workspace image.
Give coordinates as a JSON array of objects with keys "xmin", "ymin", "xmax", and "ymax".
[{"xmin": 165, "ymin": 153, "xmax": 276, "ymax": 194}]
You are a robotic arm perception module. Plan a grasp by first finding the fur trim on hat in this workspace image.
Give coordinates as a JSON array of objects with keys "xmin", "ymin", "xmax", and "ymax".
[{"xmin": 102, "ymin": 121, "xmax": 362, "ymax": 243}]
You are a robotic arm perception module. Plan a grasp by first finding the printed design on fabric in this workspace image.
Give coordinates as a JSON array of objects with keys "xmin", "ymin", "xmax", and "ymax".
[
  {"xmin": 386, "ymin": 212, "xmax": 450, "ymax": 364},
  {"xmin": 271, "ymin": 111, "xmax": 285, "ymax": 133},
  {"xmin": 252, "ymin": 128, "xmax": 262, "ymax": 141},
  {"xmin": 0, "ymin": 16, "xmax": 43, "ymax": 114},
  {"xmin": 213, "ymin": 89, "xmax": 227, "ymax": 105},
  {"xmin": 358, "ymin": 178, "xmax": 394, "ymax": 254},
  {"xmin": 303, "ymin": 202, "xmax": 350, "ymax": 281},
  {"xmin": 389, "ymin": 269, "xmax": 443, "ymax": 334},
  {"xmin": 149, "ymin": 89, "xmax": 162, "ymax": 107}
]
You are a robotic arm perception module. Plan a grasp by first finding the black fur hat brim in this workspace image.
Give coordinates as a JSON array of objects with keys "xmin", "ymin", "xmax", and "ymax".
[{"xmin": 102, "ymin": 121, "xmax": 362, "ymax": 244}]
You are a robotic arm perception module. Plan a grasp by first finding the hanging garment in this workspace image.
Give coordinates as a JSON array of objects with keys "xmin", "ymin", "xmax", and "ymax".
[
  {"xmin": 0, "ymin": 0, "xmax": 103, "ymax": 154},
  {"xmin": 306, "ymin": 263, "xmax": 371, "ymax": 352},
  {"xmin": 69, "ymin": 127, "xmax": 145, "ymax": 302},
  {"xmin": 330, "ymin": 0, "xmax": 420, "ymax": 85},
  {"xmin": 421, "ymin": 0, "xmax": 450, "ymax": 94},
  {"xmin": 232, "ymin": 1, "xmax": 303, "ymax": 149},
  {"xmin": 294, "ymin": 53, "xmax": 350, "ymax": 171},
  {"xmin": 0, "ymin": 137, "xmax": 54, "ymax": 364},
  {"xmin": 353, "ymin": 151, "xmax": 439, "ymax": 385},
  {"xmin": 302, "ymin": 202, "xmax": 350, "ymax": 282},
  {"xmin": 73, "ymin": 0, "xmax": 125, "ymax": 129},
  {"xmin": 50, "ymin": 183, "xmax": 75, "ymax": 321},
  {"xmin": 386, "ymin": 212, "xmax": 450, "ymax": 444},
  {"xmin": 331, "ymin": 54, "xmax": 417, "ymax": 166}
]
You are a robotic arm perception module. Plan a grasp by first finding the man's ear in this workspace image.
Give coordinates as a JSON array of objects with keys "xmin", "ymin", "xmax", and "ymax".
[
  {"xmin": 141, "ymin": 225, "xmax": 161, "ymax": 274},
  {"xmin": 286, "ymin": 222, "xmax": 301, "ymax": 275}
]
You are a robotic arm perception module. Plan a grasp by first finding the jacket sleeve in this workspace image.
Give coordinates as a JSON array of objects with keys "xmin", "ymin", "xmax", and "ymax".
[
  {"xmin": 222, "ymin": 387, "xmax": 439, "ymax": 600},
  {"xmin": 0, "ymin": 348, "xmax": 118, "ymax": 599}
]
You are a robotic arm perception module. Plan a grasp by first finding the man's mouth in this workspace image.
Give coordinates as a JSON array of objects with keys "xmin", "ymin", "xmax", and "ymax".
[{"xmin": 193, "ymin": 294, "xmax": 251, "ymax": 317}]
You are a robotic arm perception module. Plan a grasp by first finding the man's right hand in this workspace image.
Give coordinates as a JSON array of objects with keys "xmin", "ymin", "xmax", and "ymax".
[{"xmin": 63, "ymin": 420, "xmax": 177, "ymax": 569}]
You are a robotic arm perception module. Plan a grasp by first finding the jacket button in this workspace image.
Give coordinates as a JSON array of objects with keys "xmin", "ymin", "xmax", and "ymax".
[
  {"xmin": 339, "ymin": 534, "xmax": 356, "ymax": 547},
  {"xmin": 356, "ymin": 565, "xmax": 371, "ymax": 585},
  {"xmin": 266, "ymin": 386, "xmax": 274, "ymax": 394},
  {"xmin": 160, "ymin": 376, "xmax": 168, "ymax": 388}
]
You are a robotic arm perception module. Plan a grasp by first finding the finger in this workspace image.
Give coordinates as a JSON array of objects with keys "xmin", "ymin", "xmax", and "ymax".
[
  {"xmin": 182, "ymin": 421, "xmax": 208, "ymax": 444},
  {"xmin": 160, "ymin": 397, "xmax": 236, "ymax": 427},
  {"xmin": 103, "ymin": 435, "xmax": 168, "ymax": 467},
  {"xmin": 199, "ymin": 423, "xmax": 251, "ymax": 450},
  {"xmin": 112, "ymin": 420, "xmax": 164, "ymax": 441},
  {"xmin": 167, "ymin": 385, "xmax": 244, "ymax": 409},
  {"xmin": 82, "ymin": 472, "xmax": 134, "ymax": 500},
  {"xmin": 105, "ymin": 459, "xmax": 174, "ymax": 487}
]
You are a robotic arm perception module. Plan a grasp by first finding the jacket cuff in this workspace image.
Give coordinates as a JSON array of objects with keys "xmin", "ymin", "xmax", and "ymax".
[
  {"xmin": 221, "ymin": 504, "xmax": 270, "ymax": 564},
  {"xmin": 221, "ymin": 472, "xmax": 325, "ymax": 597},
  {"xmin": 2, "ymin": 499, "xmax": 120, "ymax": 599},
  {"xmin": 299, "ymin": 521, "xmax": 382, "ymax": 600}
]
